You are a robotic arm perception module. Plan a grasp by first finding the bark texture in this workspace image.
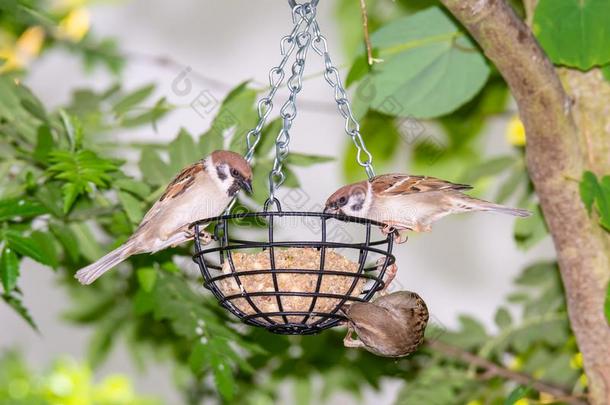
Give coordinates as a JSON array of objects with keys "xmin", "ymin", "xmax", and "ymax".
[{"xmin": 439, "ymin": 1, "xmax": 610, "ymax": 404}]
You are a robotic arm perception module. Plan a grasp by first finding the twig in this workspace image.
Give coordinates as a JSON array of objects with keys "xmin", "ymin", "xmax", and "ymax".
[
  {"xmin": 359, "ymin": 0, "xmax": 375, "ymax": 66},
  {"xmin": 124, "ymin": 51, "xmax": 339, "ymax": 115},
  {"xmin": 426, "ymin": 340, "xmax": 587, "ymax": 405},
  {"xmin": 523, "ymin": 0, "xmax": 538, "ymax": 27}
]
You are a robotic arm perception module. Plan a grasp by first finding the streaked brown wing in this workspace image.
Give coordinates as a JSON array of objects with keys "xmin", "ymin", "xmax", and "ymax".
[
  {"xmin": 159, "ymin": 161, "xmax": 204, "ymax": 201},
  {"xmin": 371, "ymin": 174, "xmax": 472, "ymax": 196},
  {"xmin": 137, "ymin": 161, "xmax": 204, "ymax": 230}
]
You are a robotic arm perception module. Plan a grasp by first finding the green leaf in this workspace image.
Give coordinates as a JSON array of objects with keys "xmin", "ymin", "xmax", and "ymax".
[
  {"xmin": 2, "ymin": 291, "xmax": 37, "ymax": 331},
  {"xmin": 137, "ymin": 267, "xmax": 157, "ymax": 293},
  {"xmin": 461, "ymin": 156, "xmax": 515, "ymax": 184},
  {"xmin": 47, "ymin": 149, "xmax": 119, "ymax": 213},
  {"xmin": 114, "ymin": 178, "xmax": 151, "ymax": 199},
  {"xmin": 199, "ymin": 128, "xmax": 225, "ymax": 157},
  {"xmin": 496, "ymin": 168, "xmax": 526, "ymax": 204},
  {"xmin": 189, "ymin": 342, "xmax": 209, "ymax": 374},
  {"xmin": 514, "ymin": 205, "xmax": 548, "ymax": 250},
  {"xmin": 49, "ymin": 223, "xmax": 80, "ymax": 262},
  {"xmin": 355, "ymin": 7, "xmax": 490, "ymax": 119},
  {"xmin": 168, "ymin": 129, "xmax": 200, "ymax": 173},
  {"xmin": 30, "ymin": 231, "xmax": 59, "ymax": 269},
  {"xmin": 343, "ymin": 111, "xmax": 400, "ymax": 182},
  {"xmin": 580, "ymin": 170, "xmax": 598, "ymax": 214},
  {"xmin": 120, "ymin": 97, "xmax": 172, "ymax": 129},
  {"xmin": 286, "ymin": 153, "xmax": 334, "ymax": 167},
  {"xmin": 505, "ymin": 385, "xmax": 531, "ymax": 405},
  {"xmin": 494, "ymin": 307, "xmax": 512, "ymax": 330},
  {"xmin": 208, "ymin": 82, "xmax": 258, "ymax": 154},
  {"xmin": 0, "ymin": 197, "xmax": 47, "ymax": 222},
  {"xmin": 255, "ymin": 118, "xmax": 282, "ymax": 158},
  {"xmin": 579, "ymin": 171, "xmax": 610, "ymax": 230},
  {"xmin": 5, "ymin": 230, "xmax": 54, "ymax": 267},
  {"xmin": 1, "ymin": 247, "xmax": 19, "ymax": 293},
  {"xmin": 210, "ymin": 350, "xmax": 235, "ymax": 400},
  {"xmin": 139, "ymin": 147, "xmax": 173, "ymax": 187},
  {"xmin": 112, "ymin": 83, "xmax": 155, "ymax": 115},
  {"xmin": 33, "ymin": 125, "xmax": 54, "ymax": 164},
  {"xmin": 69, "ymin": 222, "xmax": 104, "ymax": 262},
  {"xmin": 533, "ymin": 0, "xmax": 610, "ymax": 69},
  {"xmin": 118, "ymin": 191, "xmax": 143, "ymax": 224}
]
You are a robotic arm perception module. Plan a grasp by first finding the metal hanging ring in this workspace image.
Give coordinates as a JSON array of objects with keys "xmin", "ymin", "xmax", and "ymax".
[{"xmin": 288, "ymin": 0, "xmax": 319, "ymax": 8}]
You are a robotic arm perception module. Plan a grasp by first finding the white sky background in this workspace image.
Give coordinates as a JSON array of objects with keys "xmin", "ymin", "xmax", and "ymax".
[{"xmin": 1, "ymin": 0, "xmax": 557, "ymax": 403}]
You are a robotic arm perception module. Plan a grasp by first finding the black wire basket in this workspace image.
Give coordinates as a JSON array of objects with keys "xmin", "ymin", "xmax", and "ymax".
[{"xmin": 191, "ymin": 199, "xmax": 396, "ymax": 335}]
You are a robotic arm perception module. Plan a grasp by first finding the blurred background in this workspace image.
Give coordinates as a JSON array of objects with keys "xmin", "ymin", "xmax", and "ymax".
[{"xmin": 1, "ymin": 1, "xmax": 577, "ymax": 404}]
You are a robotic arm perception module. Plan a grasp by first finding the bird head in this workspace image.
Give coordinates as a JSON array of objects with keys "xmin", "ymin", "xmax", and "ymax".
[
  {"xmin": 324, "ymin": 180, "xmax": 371, "ymax": 217},
  {"xmin": 209, "ymin": 150, "xmax": 253, "ymax": 196}
]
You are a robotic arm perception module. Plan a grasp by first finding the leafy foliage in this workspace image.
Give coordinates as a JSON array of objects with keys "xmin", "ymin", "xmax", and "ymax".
[
  {"xmin": 579, "ymin": 171, "xmax": 610, "ymax": 231},
  {"xmin": 349, "ymin": 7, "xmax": 489, "ymax": 120},
  {"xmin": 0, "ymin": 350, "xmax": 161, "ymax": 404},
  {"xmin": 534, "ymin": 0, "xmax": 610, "ymax": 69}
]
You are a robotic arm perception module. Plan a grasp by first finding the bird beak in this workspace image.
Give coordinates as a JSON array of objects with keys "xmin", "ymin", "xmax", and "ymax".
[
  {"xmin": 240, "ymin": 178, "xmax": 253, "ymax": 194},
  {"xmin": 323, "ymin": 205, "xmax": 337, "ymax": 214}
]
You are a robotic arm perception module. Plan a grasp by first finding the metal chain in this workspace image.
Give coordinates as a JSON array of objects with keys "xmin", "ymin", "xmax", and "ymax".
[
  {"xmin": 243, "ymin": 4, "xmax": 312, "ymax": 163},
  {"xmin": 310, "ymin": 19, "xmax": 376, "ymax": 179},
  {"xmin": 268, "ymin": 6, "xmax": 315, "ymax": 201}
]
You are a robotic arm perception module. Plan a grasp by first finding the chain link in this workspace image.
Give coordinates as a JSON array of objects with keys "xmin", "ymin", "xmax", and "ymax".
[
  {"xmin": 268, "ymin": 8, "xmax": 315, "ymax": 201},
  {"xmin": 243, "ymin": 4, "xmax": 313, "ymax": 163},
  {"xmin": 310, "ymin": 19, "xmax": 375, "ymax": 179},
  {"xmin": 243, "ymin": 0, "xmax": 375, "ymax": 209}
]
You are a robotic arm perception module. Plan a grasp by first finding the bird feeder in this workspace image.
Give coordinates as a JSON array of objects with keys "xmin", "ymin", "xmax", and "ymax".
[{"xmin": 191, "ymin": 0, "xmax": 397, "ymax": 335}]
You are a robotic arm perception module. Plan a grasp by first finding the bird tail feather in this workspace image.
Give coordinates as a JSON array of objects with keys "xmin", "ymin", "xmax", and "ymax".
[
  {"xmin": 75, "ymin": 242, "xmax": 136, "ymax": 285},
  {"xmin": 462, "ymin": 195, "xmax": 531, "ymax": 217}
]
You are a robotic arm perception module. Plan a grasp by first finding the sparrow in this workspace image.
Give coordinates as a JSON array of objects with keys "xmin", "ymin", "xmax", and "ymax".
[
  {"xmin": 342, "ymin": 291, "xmax": 429, "ymax": 358},
  {"xmin": 75, "ymin": 150, "xmax": 253, "ymax": 285},
  {"xmin": 324, "ymin": 174, "xmax": 531, "ymax": 242}
]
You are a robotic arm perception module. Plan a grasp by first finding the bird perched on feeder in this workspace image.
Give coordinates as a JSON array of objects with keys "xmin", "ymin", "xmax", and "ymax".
[
  {"xmin": 342, "ymin": 291, "xmax": 429, "ymax": 358},
  {"xmin": 324, "ymin": 174, "xmax": 531, "ymax": 243},
  {"xmin": 75, "ymin": 150, "xmax": 253, "ymax": 285}
]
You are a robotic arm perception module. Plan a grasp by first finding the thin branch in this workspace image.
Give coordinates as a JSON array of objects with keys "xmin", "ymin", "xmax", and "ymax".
[
  {"xmin": 124, "ymin": 51, "xmax": 339, "ymax": 115},
  {"xmin": 359, "ymin": 0, "xmax": 375, "ymax": 66},
  {"xmin": 426, "ymin": 340, "xmax": 587, "ymax": 405}
]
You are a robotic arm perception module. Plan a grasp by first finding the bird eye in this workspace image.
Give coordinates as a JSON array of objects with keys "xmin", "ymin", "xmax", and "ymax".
[
  {"xmin": 231, "ymin": 168, "xmax": 239, "ymax": 177},
  {"xmin": 338, "ymin": 196, "xmax": 347, "ymax": 206}
]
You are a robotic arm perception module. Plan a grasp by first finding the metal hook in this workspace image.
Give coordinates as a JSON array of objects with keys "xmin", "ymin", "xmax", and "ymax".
[{"xmin": 288, "ymin": 0, "xmax": 319, "ymax": 8}]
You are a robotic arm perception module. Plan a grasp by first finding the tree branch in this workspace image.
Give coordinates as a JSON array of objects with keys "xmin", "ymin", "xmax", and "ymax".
[
  {"xmin": 359, "ymin": 0, "xmax": 375, "ymax": 65},
  {"xmin": 426, "ymin": 340, "xmax": 587, "ymax": 404},
  {"xmin": 438, "ymin": 1, "xmax": 610, "ymax": 404}
]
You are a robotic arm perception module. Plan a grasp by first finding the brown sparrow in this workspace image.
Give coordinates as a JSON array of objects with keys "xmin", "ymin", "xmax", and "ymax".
[
  {"xmin": 324, "ymin": 174, "xmax": 531, "ymax": 241},
  {"xmin": 342, "ymin": 291, "xmax": 429, "ymax": 358},
  {"xmin": 75, "ymin": 150, "xmax": 253, "ymax": 285}
]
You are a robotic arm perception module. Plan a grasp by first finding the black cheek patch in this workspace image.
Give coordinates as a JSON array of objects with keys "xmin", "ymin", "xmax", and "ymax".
[
  {"xmin": 217, "ymin": 166, "xmax": 227, "ymax": 181},
  {"xmin": 227, "ymin": 181, "xmax": 240, "ymax": 197}
]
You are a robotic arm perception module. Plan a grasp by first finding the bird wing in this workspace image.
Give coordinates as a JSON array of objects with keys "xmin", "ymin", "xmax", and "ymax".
[
  {"xmin": 138, "ymin": 161, "xmax": 205, "ymax": 229},
  {"xmin": 371, "ymin": 174, "xmax": 472, "ymax": 196}
]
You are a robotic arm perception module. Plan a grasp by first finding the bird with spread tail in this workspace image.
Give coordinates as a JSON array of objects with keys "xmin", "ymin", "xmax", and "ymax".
[
  {"xmin": 75, "ymin": 150, "xmax": 253, "ymax": 285},
  {"xmin": 324, "ymin": 173, "xmax": 531, "ymax": 242},
  {"xmin": 342, "ymin": 291, "xmax": 429, "ymax": 358}
]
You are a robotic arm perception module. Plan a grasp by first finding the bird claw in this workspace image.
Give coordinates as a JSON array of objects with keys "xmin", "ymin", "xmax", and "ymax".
[
  {"xmin": 381, "ymin": 223, "xmax": 409, "ymax": 244},
  {"xmin": 376, "ymin": 259, "xmax": 398, "ymax": 295},
  {"xmin": 182, "ymin": 229, "xmax": 214, "ymax": 246},
  {"xmin": 343, "ymin": 326, "xmax": 365, "ymax": 349}
]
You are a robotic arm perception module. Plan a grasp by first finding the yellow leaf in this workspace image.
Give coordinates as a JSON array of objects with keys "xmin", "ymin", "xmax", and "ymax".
[
  {"xmin": 58, "ymin": 7, "xmax": 90, "ymax": 42},
  {"xmin": 514, "ymin": 399, "xmax": 530, "ymax": 405},
  {"xmin": 570, "ymin": 352, "xmax": 583, "ymax": 369},
  {"xmin": 506, "ymin": 115, "xmax": 526, "ymax": 146},
  {"xmin": 0, "ymin": 26, "xmax": 45, "ymax": 73}
]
